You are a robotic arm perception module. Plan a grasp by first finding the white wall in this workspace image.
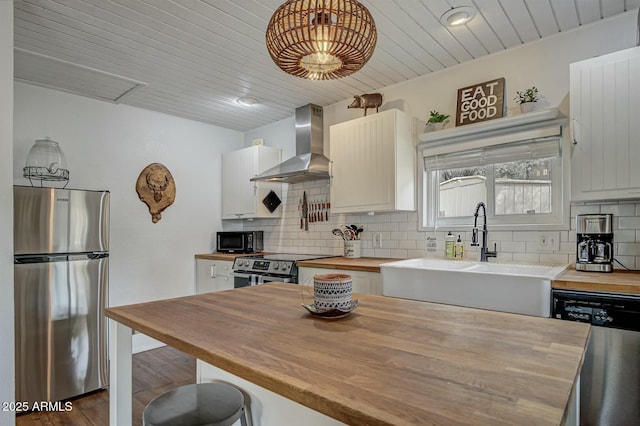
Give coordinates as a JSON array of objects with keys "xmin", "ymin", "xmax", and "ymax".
[
  {"xmin": 14, "ymin": 83, "xmax": 243, "ymax": 311},
  {"xmin": 244, "ymin": 11, "xmax": 640, "ymax": 268},
  {"xmin": 0, "ymin": 4, "xmax": 14, "ymax": 425},
  {"xmin": 243, "ymin": 116, "xmax": 296, "ymax": 156},
  {"xmin": 324, "ymin": 10, "xmax": 639, "ymax": 128}
]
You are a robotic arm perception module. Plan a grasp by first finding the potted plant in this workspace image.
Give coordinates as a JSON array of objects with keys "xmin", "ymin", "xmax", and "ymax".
[
  {"xmin": 427, "ymin": 110, "xmax": 450, "ymax": 130},
  {"xmin": 514, "ymin": 86, "xmax": 539, "ymax": 113}
]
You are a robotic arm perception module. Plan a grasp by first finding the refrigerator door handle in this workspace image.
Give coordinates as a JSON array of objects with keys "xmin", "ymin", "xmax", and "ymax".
[{"xmin": 15, "ymin": 254, "xmax": 69, "ymax": 264}]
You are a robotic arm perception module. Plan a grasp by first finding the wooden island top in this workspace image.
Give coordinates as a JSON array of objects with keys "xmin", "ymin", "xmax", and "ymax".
[{"xmin": 106, "ymin": 283, "xmax": 590, "ymax": 426}]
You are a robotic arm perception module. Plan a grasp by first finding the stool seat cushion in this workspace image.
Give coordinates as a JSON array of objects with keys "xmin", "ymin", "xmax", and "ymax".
[{"xmin": 143, "ymin": 383, "xmax": 245, "ymax": 426}]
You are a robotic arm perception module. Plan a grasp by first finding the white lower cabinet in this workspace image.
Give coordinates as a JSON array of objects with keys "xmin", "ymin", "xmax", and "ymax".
[
  {"xmin": 298, "ymin": 266, "xmax": 381, "ymax": 295},
  {"xmin": 195, "ymin": 259, "xmax": 233, "ymax": 294}
]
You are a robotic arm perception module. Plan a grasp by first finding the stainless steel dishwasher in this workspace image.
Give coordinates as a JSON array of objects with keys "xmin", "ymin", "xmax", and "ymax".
[{"xmin": 552, "ymin": 289, "xmax": 640, "ymax": 426}]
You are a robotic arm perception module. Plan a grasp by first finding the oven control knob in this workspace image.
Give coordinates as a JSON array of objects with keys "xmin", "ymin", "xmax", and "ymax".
[{"xmin": 243, "ymin": 259, "xmax": 250, "ymax": 267}]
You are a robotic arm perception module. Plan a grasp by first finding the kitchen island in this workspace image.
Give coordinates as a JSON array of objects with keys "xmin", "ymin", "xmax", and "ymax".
[{"xmin": 106, "ymin": 283, "xmax": 590, "ymax": 426}]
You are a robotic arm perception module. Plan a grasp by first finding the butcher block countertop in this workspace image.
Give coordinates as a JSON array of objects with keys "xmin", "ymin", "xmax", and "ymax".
[
  {"xmin": 297, "ymin": 256, "xmax": 400, "ymax": 272},
  {"xmin": 553, "ymin": 268, "xmax": 640, "ymax": 294},
  {"xmin": 105, "ymin": 283, "xmax": 589, "ymax": 426}
]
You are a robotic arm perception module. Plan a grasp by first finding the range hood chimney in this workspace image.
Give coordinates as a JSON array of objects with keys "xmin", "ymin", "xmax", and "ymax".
[{"xmin": 251, "ymin": 104, "xmax": 329, "ymax": 183}]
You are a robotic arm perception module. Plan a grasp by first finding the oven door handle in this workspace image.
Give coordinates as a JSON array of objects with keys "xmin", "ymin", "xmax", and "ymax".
[{"xmin": 233, "ymin": 272, "xmax": 292, "ymax": 284}]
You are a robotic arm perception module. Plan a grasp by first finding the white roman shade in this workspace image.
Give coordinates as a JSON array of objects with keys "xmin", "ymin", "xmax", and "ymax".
[{"xmin": 423, "ymin": 136, "xmax": 561, "ymax": 171}]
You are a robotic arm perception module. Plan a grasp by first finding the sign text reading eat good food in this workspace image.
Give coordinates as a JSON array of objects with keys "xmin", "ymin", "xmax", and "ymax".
[{"xmin": 456, "ymin": 78, "xmax": 505, "ymax": 126}]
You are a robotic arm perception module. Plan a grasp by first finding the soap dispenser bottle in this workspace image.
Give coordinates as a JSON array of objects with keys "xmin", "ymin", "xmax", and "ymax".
[
  {"xmin": 445, "ymin": 231, "xmax": 455, "ymax": 258},
  {"xmin": 454, "ymin": 235, "xmax": 464, "ymax": 259}
]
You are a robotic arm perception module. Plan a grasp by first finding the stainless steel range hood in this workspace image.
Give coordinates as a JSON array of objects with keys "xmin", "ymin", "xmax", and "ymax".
[{"xmin": 251, "ymin": 104, "xmax": 329, "ymax": 183}]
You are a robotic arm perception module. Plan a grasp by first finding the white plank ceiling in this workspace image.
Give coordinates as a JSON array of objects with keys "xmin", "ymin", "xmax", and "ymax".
[{"xmin": 13, "ymin": 0, "xmax": 640, "ymax": 131}]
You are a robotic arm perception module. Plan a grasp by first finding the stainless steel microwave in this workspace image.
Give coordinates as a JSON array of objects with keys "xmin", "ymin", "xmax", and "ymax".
[{"xmin": 216, "ymin": 231, "xmax": 263, "ymax": 253}]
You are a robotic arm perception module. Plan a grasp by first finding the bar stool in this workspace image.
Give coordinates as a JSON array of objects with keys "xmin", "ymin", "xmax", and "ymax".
[{"xmin": 143, "ymin": 382, "xmax": 250, "ymax": 426}]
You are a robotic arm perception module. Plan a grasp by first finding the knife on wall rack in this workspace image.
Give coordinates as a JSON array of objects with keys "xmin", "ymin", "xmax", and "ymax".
[
  {"xmin": 302, "ymin": 191, "xmax": 308, "ymax": 231},
  {"xmin": 298, "ymin": 197, "xmax": 303, "ymax": 229}
]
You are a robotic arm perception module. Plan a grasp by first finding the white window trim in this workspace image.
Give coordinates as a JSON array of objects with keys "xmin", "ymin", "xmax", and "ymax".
[{"xmin": 417, "ymin": 112, "xmax": 571, "ymax": 232}]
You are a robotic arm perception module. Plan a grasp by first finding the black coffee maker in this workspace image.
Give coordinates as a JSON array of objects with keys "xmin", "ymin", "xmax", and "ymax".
[{"xmin": 576, "ymin": 214, "xmax": 613, "ymax": 272}]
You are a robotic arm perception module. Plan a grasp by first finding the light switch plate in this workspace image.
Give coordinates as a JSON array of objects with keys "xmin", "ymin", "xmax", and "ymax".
[
  {"xmin": 537, "ymin": 232, "xmax": 560, "ymax": 252},
  {"xmin": 373, "ymin": 233, "xmax": 383, "ymax": 248}
]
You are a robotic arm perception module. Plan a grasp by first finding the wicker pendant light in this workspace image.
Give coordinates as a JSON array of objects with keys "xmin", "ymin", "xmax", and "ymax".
[{"xmin": 266, "ymin": 0, "xmax": 377, "ymax": 80}]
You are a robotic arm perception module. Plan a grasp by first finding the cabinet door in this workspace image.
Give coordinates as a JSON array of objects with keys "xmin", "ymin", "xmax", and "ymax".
[
  {"xmin": 222, "ymin": 146, "xmax": 282, "ymax": 219},
  {"xmin": 213, "ymin": 276, "xmax": 234, "ymax": 292},
  {"xmin": 571, "ymin": 46, "xmax": 640, "ymax": 201},
  {"xmin": 330, "ymin": 111, "xmax": 396, "ymax": 213},
  {"xmin": 196, "ymin": 259, "xmax": 233, "ymax": 294},
  {"xmin": 330, "ymin": 109, "xmax": 414, "ymax": 214},
  {"xmin": 222, "ymin": 148, "xmax": 258, "ymax": 218}
]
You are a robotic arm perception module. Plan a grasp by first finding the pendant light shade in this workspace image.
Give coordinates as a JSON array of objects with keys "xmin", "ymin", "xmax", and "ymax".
[{"xmin": 266, "ymin": 0, "xmax": 377, "ymax": 80}]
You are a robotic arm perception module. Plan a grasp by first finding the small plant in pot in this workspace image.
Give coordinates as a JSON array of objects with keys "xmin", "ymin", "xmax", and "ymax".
[
  {"xmin": 427, "ymin": 110, "xmax": 450, "ymax": 130},
  {"xmin": 514, "ymin": 86, "xmax": 539, "ymax": 113}
]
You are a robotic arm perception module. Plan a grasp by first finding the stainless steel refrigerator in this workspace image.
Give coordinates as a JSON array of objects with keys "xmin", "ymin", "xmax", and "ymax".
[{"xmin": 14, "ymin": 186, "xmax": 110, "ymax": 405}]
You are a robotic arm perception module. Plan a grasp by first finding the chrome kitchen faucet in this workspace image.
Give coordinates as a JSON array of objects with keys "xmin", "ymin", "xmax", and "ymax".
[{"xmin": 471, "ymin": 202, "xmax": 497, "ymax": 262}]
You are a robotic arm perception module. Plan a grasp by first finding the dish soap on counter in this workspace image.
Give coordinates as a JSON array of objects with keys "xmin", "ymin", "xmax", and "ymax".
[
  {"xmin": 454, "ymin": 235, "xmax": 464, "ymax": 259},
  {"xmin": 445, "ymin": 231, "xmax": 455, "ymax": 258}
]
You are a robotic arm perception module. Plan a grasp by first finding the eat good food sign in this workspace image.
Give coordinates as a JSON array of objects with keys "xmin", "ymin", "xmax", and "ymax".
[{"xmin": 456, "ymin": 77, "xmax": 505, "ymax": 126}]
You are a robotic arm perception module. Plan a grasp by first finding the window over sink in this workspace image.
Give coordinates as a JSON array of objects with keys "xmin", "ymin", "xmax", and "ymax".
[{"xmin": 418, "ymin": 110, "xmax": 570, "ymax": 231}]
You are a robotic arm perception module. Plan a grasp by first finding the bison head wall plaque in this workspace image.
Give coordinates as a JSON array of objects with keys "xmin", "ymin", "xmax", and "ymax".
[{"xmin": 136, "ymin": 163, "xmax": 176, "ymax": 223}]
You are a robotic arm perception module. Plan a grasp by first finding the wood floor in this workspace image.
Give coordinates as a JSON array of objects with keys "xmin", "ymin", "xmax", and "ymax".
[{"xmin": 16, "ymin": 346, "xmax": 195, "ymax": 426}]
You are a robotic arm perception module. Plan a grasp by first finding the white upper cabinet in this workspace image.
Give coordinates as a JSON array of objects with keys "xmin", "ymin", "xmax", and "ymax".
[
  {"xmin": 222, "ymin": 145, "xmax": 282, "ymax": 219},
  {"xmin": 570, "ymin": 46, "xmax": 640, "ymax": 202},
  {"xmin": 329, "ymin": 109, "xmax": 415, "ymax": 214}
]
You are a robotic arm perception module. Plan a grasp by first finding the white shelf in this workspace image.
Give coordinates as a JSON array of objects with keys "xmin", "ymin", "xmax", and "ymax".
[{"xmin": 418, "ymin": 108, "xmax": 563, "ymax": 145}]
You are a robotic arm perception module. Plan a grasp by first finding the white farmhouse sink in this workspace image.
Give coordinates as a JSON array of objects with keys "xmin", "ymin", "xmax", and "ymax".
[{"xmin": 380, "ymin": 258, "xmax": 569, "ymax": 317}]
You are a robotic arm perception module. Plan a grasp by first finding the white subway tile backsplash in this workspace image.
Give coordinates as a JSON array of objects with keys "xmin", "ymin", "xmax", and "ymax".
[
  {"xmin": 500, "ymin": 241, "xmax": 527, "ymax": 253},
  {"xmin": 398, "ymin": 239, "xmax": 417, "ymax": 249},
  {"xmin": 539, "ymin": 253, "xmax": 570, "ymax": 264},
  {"xmin": 615, "ymin": 256, "xmax": 637, "ymax": 270},
  {"xmin": 382, "ymin": 222, "xmax": 400, "ymax": 232},
  {"xmin": 616, "ymin": 243, "xmax": 640, "ymax": 256},
  {"xmin": 512, "ymin": 253, "xmax": 540, "ymax": 263},
  {"xmin": 488, "ymin": 231, "xmax": 513, "ymax": 241},
  {"xmin": 513, "ymin": 231, "xmax": 540, "ymax": 242},
  {"xmin": 559, "ymin": 242, "xmax": 576, "ymax": 254},
  {"xmin": 496, "ymin": 252, "xmax": 513, "ymax": 262},
  {"xmin": 390, "ymin": 231, "xmax": 407, "ymax": 240},
  {"xmin": 614, "ymin": 230, "xmax": 637, "ymax": 242},
  {"xmin": 245, "ymin": 182, "xmax": 640, "ymax": 262},
  {"xmin": 601, "ymin": 204, "xmax": 636, "ymax": 216},
  {"xmin": 618, "ymin": 217, "xmax": 640, "ymax": 229},
  {"xmin": 570, "ymin": 204, "xmax": 601, "ymax": 216}
]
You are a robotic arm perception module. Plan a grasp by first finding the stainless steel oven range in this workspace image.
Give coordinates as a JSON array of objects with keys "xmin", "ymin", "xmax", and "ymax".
[{"xmin": 232, "ymin": 253, "xmax": 332, "ymax": 288}]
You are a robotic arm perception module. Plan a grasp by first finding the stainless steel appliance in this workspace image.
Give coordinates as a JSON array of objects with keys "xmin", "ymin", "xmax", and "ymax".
[
  {"xmin": 250, "ymin": 104, "xmax": 330, "ymax": 183},
  {"xmin": 232, "ymin": 253, "xmax": 331, "ymax": 287},
  {"xmin": 552, "ymin": 289, "xmax": 640, "ymax": 426},
  {"xmin": 14, "ymin": 186, "xmax": 110, "ymax": 407},
  {"xmin": 576, "ymin": 214, "xmax": 613, "ymax": 272},
  {"xmin": 217, "ymin": 231, "xmax": 263, "ymax": 254}
]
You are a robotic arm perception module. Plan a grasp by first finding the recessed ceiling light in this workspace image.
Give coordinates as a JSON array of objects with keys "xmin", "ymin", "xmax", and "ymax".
[
  {"xmin": 440, "ymin": 6, "xmax": 476, "ymax": 27},
  {"xmin": 236, "ymin": 96, "xmax": 260, "ymax": 106}
]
